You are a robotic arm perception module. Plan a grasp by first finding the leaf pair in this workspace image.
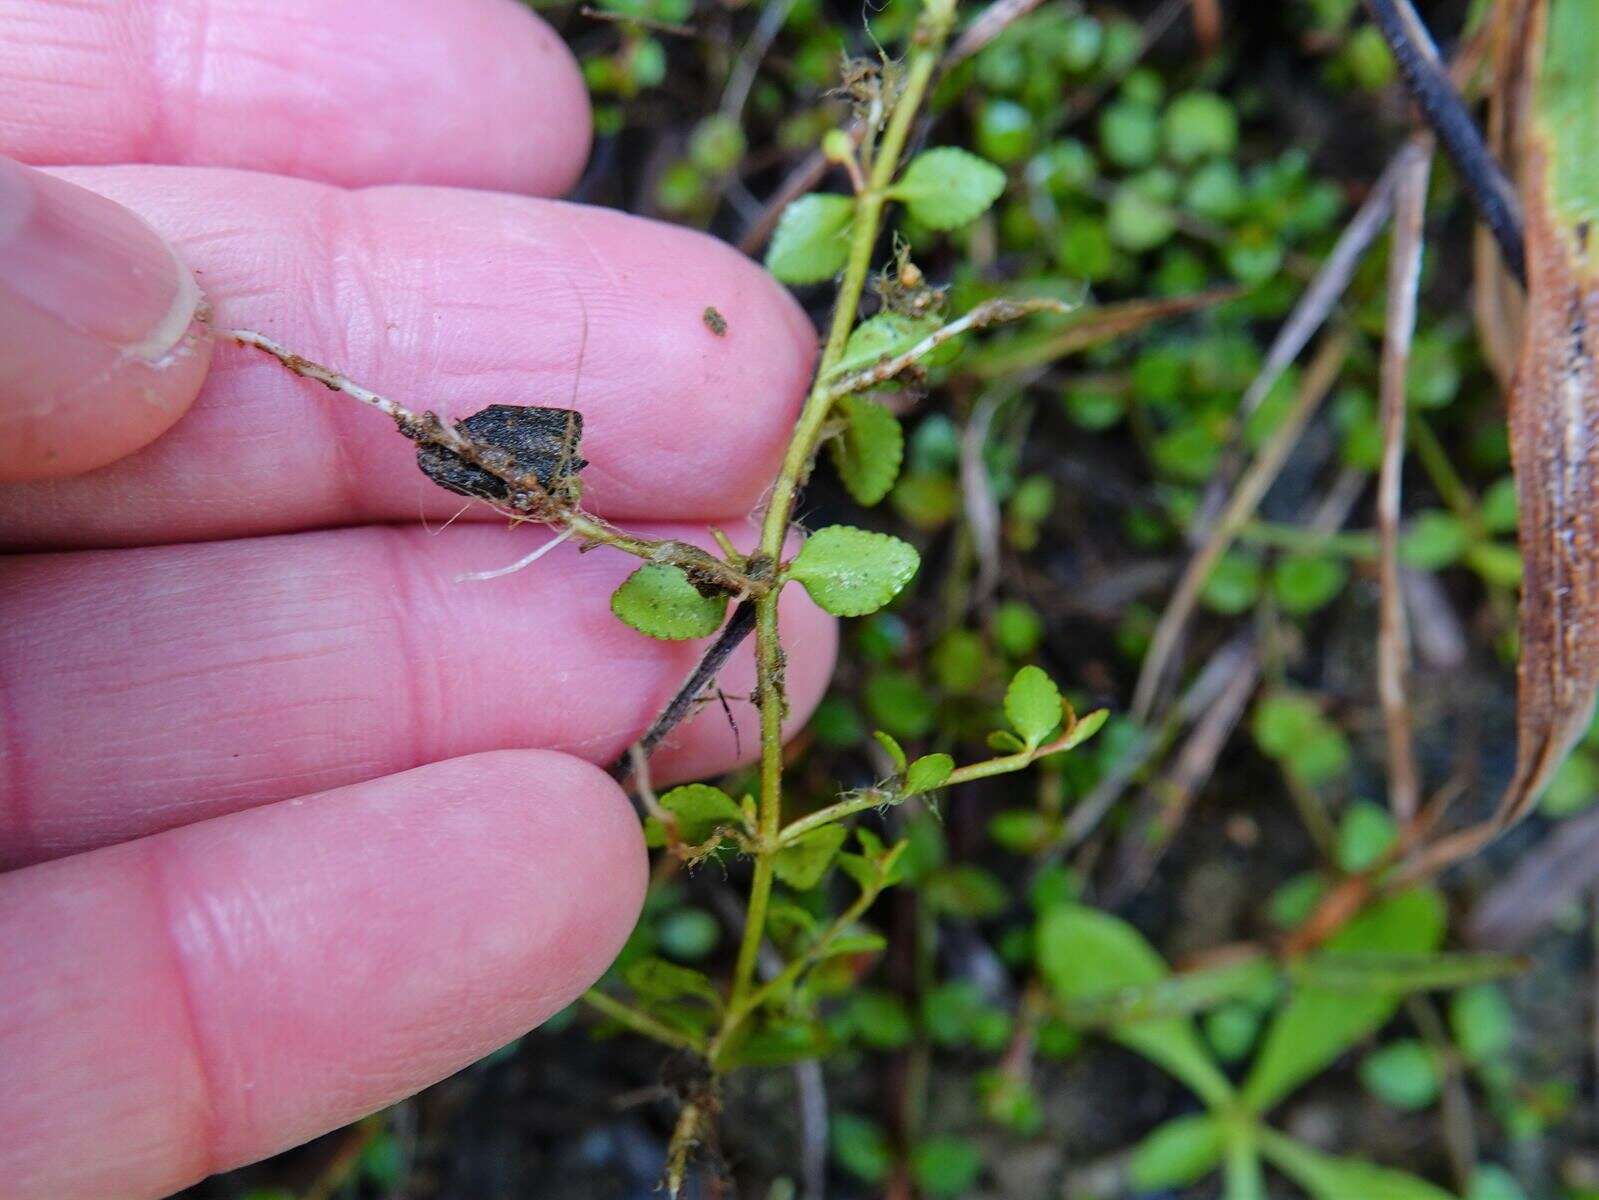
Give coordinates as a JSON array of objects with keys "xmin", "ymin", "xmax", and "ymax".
[
  {"xmin": 612, "ymin": 526, "xmax": 921, "ymax": 641},
  {"xmin": 764, "ymin": 148, "xmax": 1005, "ymax": 284}
]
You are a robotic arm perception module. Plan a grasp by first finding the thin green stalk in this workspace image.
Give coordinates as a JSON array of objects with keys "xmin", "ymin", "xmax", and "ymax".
[
  {"xmin": 1236, "ymin": 520, "xmax": 1379, "ymax": 559},
  {"xmin": 1408, "ymin": 415, "xmax": 1481, "ymax": 534},
  {"xmin": 778, "ymin": 789, "xmax": 893, "ymax": 846},
  {"xmin": 714, "ymin": 875, "xmax": 885, "ymax": 1065},
  {"xmin": 582, "ymin": 988, "xmax": 707, "ymax": 1054},
  {"xmin": 727, "ymin": 0, "xmax": 957, "ymax": 1011},
  {"xmin": 776, "ymin": 720, "xmax": 1099, "ymax": 847}
]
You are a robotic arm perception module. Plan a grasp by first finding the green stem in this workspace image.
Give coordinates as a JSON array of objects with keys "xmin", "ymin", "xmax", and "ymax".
[
  {"xmin": 713, "ymin": 876, "xmax": 885, "ymax": 1067},
  {"xmin": 726, "ymin": 0, "xmax": 956, "ymax": 1013},
  {"xmin": 582, "ymin": 988, "xmax": 707, "ymax": 1054},
  {"xmin": 1236, "ymin": 520, "xmax": 1379, "ymax": 560},
  {"xmin": 775, "ymin": 721, "xmax": 1098, "ymax": 847},
  {"xmin": 1409, "ymin": 415, "xmax": 1481, "ymax": 535},
  {"xmin": 566, "ymin": 512, "xmax": 758, "ymax": 597},
  {"xmin": 779, "ymin": 789, "xmax": 894, "ymax": 846}
]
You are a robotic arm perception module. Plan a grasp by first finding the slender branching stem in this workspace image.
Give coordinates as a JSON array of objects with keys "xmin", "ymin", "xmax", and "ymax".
[
  {"xmin": 581, "ymin": 988, "xmax": 708, "ymax": 1054},
  {"xmin": 712, "ymin": 870, "xmax": 887, "ymax": 1066},
  {"xmin": 776, "ymin": 789, "xmax": 895, "ymax": 847},
  {"xmin": 821, "ymin": 297, "xmax": 1068, "ymax": 399},
  {"xmin": 727, "ymin": 0, "xmax": 958, "ymax": 1011}
]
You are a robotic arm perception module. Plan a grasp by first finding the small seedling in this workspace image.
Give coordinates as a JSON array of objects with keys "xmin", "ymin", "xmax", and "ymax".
[{"xmin": 222, "ymin": 0, "xmax": 1097, "ymax": 1188}]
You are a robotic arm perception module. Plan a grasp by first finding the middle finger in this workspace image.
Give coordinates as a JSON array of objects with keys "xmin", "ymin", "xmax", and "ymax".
[{"xmin": 0, "ymin": 522, "xmax": 836, "ymax": 867}]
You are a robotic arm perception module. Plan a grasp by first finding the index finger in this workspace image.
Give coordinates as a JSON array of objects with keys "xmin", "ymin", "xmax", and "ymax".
[
  {"xmin": 0, "ymin": 0, "xmax": 590, "ymax": 195},
  {"xmin": 0, "ymin": 167, "xmax": 817, "ymax": 547}
]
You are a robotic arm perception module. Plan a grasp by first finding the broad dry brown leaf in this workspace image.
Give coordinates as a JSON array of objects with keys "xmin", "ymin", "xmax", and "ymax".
[{"xmin": 1499, "ymin": 0, "xmax": 1599, "ymax": 826}]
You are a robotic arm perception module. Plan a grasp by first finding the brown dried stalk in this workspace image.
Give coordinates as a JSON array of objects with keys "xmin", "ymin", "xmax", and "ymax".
[
  {"xmin": 1375, "ymin": 137, "xmax": 1434, "ymax": 823},
  {"xmin": 1131, "ymin": 332, "xmax": 1351, "ymax": 721}
]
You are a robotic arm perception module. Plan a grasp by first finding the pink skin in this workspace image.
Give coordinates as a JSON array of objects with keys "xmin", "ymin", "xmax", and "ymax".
[
  {"xmin": 0, "ymin": 2, "xmax": 835, "ymax": 1197},
  {"xmin": 2, "ymin": 751, "xmax": 649, "ymax": 1199},
  {"xmin": 0, "ymin": 170, "xmax": 818, "ymax": 546},
  {"xmin": 0, "ymin": 0, "xmax": 591, "ymax": 194},
  {"xmin": 0, "ymin": 524, "xmax": 834, "ymax": 867}
]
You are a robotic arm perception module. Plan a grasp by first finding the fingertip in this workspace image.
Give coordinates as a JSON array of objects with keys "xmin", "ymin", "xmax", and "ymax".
[
  {"xmin": 583, "ymin": 212, "xmax": 819, "ymax": 515},
  {"xmin": 489, "ymin": 749, "xmax": 649, "ymax": 981},
  {"xmin": 0, "ymin": 750, "xmax": 649, "ymax": 1199},
  {"xmin": 0, "ymin": 0, "xmax": 593, "ymax": 196},
  {"xmin": 0, "ymin": 159, "xmax": 211, "ymax": 481}
]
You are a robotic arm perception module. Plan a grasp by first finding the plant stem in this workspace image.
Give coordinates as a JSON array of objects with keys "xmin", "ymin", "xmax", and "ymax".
[
  {"xmin": 775, "ymin": 719, "xmax": 1101, "ymax": 845},
  {"xmin": 224, "ymin": 328, "xmax": 758, "ymax": 597},
  {"xmin": 778, "ymin": 790, "xmax": 894, "ymax": 846},
  {"xmin": 1409, "ymin": 415, "xmax": 1482, "ymax": 535},
  {"xmin": 727, "ymin": 0, "xmax": 957, "ymax": 1011},
  {"xmin": 582, "ymin": 988, "xmax": 707, "ymax": 1054},
  {"xmin": 713, "ymin": 875, "xmax": 886, "ymax": 1066},
  {"xmin": 1235, "ymin": 520, "xmax": 1378, "ymax": 559}
]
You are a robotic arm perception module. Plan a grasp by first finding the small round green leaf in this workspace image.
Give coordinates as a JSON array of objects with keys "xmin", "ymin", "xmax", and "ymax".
[
  {"xmin": 774, "ymin": 823, "xmax": 848, "ymax": 890},
  {"xmin": 1450, "ymin": 983, "xmax": 1514, "ymax": 1065},
  {"xmin": 893, "ymin": 147, "xmax": 1007, "ymax": 230},
  {"xmin": 1467, "ymin": 1165, "xmax": 1529, "ymax": 1200},
  {"xmin": 1360, "ymin": 1039, "xmax": 1440, "ymax": 1111},
  {"xmin": 1273, "ymin": 554, "xmax": 1349, "ymax": 615},
  {"xmin": 830, "ymin": 395, "xmax": 905, "ymax": 506},
  {"xmin": 765, "ymin": 193, "xmax": 855, "ymax": 284},
  {"xmin": 1336, "ymin": 800, "xmax": 1399, "ymax": 872},
  {"xmin": 1162, "ymin": 91, "xmax": 1238, "ymax": 164},
  {"xmin": 905, "ymin": 753, "xmax": 955, "ymax": 794},
  {"xmin": 789, "ymin": 525, "xmax": 921, "ymax": 617},
  {"xmin": 834, "ymin": 312, "xmax": 940, "ymax": 376},
  {"xmin": 1005, "ymin": 665, "xmax": 1063, "ymax": 748},
  {"xmin": 611, "ymin": 564, "xmax": 727, "ymax": 640},
  {"xmin": 660, "ymin": 783, "xmax": 744, "ymax": 843},
  {"xmin": 831, "ymin": 1113, "xmax": 893, "ymax": 1185},
  {"xmin": 1401, "ymin": 510, "xmax": 1469, "ymax": 570},
  {"xmin": 910, "ymin": 1136, "xmax": 983, "ymax": 1198}
]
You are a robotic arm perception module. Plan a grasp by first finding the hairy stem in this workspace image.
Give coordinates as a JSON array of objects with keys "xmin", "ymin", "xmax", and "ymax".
[
  {"xmin": 727, "ymin": 0, "xmax": 958, "ymax": 1012},
  {"xmin": 223, "ymin": 329, "xmax": 759, "ymax": 599}
]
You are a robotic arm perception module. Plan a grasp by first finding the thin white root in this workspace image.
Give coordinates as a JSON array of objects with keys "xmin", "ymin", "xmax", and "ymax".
[{"xmin": 454, "ymin": 528, "xmax": 575, "ymax": 583}]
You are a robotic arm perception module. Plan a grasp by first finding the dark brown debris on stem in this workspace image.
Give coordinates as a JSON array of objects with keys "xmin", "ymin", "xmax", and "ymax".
[{"xmin": 610, "ymin": 603, "xmax": 760, "ymax": 781}]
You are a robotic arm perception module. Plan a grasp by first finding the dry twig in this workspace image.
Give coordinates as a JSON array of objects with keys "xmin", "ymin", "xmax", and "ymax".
[
  {"xmin": 1131, "ymin": 333, "xmax": 1351, "ymax": 721},
  {"xmin": 1191, "ymin": 148, "xmax": 1407, "ymax": 539},
  {"xmin": 1375, "ymin": 137, "xmax": 1434, "ymax": 822}
]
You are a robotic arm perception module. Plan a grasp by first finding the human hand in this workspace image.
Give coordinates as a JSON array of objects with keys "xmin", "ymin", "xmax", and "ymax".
[{"xmin": 0, "ymin": 4, "xmax": 834, "ymax": 1197}]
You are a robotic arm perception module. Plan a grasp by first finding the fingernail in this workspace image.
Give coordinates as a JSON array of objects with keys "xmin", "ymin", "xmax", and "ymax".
[{"xmin": 0, "ymin": 155, "xmax": 202, "ymax": 363}]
